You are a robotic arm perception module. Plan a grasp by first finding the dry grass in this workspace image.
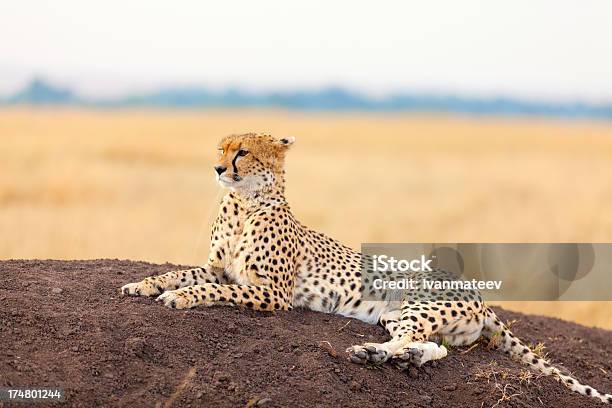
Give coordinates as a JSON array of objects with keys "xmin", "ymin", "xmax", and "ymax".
[
  {"xmin": 471, "ymin": 361, "xmax": 539, "ymax": 408},
  {"xmin": 1, "ymin": 108, "xmax": 611, "ymax": 328}
]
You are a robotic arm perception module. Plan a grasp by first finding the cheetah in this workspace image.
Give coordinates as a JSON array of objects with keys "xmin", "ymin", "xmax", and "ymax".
[{"xmin": 121, "ymin": 133, "xmax": 611, "ymax": 404}]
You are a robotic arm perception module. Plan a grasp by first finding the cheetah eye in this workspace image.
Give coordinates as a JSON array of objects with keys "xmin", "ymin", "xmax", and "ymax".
[
  {"xmin": 237, "ymin": 149, "xmax": 249, "ymax": 157},
  {"xmin": 218, "ymin": 147, "xmax": 224, "ymax": 154}
]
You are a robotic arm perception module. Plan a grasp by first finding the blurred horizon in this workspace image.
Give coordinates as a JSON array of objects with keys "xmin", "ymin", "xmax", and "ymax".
[{"xmin": 3, "ymin": 77, "xmax": 612, "ymax": 120}]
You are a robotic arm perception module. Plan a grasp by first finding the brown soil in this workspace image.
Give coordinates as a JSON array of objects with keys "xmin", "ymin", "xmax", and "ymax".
[{"xmin": 1, "ymin": 260, "xmax": 611, "ymax": 408}]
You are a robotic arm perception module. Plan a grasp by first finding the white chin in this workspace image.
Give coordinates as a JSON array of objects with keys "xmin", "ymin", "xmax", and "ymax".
[{"xmin": 217, "ymin": 178, "xmax": 234, "ymax": 188}]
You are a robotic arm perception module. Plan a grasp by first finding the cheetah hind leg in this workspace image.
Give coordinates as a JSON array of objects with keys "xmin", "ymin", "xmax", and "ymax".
[
  {"xmin": 392, "ymin": 341, "xmax": 448, "ymax": 369},
  {"xmin": 346, "ymin": 309, "xmax": 398, "ymax": 365},
  {"xmin": 346, "ymin": 343, "xmax": 390, "ymax": 365},
  {"xmin": 347, "ymin": 340, "xmax": 447, "ymax": 367},
  {"xmin": 346, "ymin": 307, "xmax": 449, "ymax": 367}
]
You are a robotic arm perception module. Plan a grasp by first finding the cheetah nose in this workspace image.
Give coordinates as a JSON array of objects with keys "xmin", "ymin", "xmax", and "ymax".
[{"xmin": 214, "ymin": 165, "xmax": 227, "ymax": 175}]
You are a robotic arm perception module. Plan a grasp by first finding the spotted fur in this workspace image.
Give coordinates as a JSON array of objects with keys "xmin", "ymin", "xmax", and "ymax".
[{"xmin": 121, "ymin": 133, "xmax": 611, "ymax": 404}]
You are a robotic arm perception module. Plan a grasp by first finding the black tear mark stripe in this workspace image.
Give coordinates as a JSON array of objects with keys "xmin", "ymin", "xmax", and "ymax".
[
  {"xmin": 232, "ymin": 152, "xmax": 239, "ymax": 174},
  {"xmin": 232, "ymin": 151, "xmax": 262, "ymax": 175}
]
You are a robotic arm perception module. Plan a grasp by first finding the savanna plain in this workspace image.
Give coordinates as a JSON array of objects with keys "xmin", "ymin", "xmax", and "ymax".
[{"xmin": 1, "ymin": 108, "xmax": 611, "ymax": 328}]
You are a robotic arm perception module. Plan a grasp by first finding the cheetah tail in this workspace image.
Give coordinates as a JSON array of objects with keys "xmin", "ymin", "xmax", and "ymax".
[{"xmin": 482, "ymin": 307, "xmax": 612, "ymax": 404}]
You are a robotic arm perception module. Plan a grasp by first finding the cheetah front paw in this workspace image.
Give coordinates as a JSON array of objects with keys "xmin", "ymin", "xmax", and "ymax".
[
  {"xmin": 346, "ymin": 343, "xmax": 389, "ymax": 365},
  {"xmin": 156, "ymin": 289, "xmax": 196, "ymax": 309},
  {"xmin": 120, "ymin": 280, "xmax": 162, "ymax": 297}
]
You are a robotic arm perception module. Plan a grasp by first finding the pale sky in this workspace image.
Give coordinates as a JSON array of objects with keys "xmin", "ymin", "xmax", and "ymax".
[{"xmin": 1, "ymin": 0, "xmax": 612, "ymax": 102}]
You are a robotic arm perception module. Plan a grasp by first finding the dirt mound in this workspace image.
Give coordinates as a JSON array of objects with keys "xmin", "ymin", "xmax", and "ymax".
[{"xmin": 1, "ymin": 260, "xmax": 611, "ymax": 407}]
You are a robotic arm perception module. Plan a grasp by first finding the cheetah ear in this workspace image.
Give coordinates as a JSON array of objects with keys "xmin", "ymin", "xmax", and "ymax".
[{"xmin": 278, "ymin": 136, "xmax": 295, "ymax": 147}]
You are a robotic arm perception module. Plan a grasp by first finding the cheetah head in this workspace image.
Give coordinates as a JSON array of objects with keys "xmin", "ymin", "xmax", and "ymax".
[{"xmin": 214, "ymin": 133, "xmax": 295, "ymax": 192}]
